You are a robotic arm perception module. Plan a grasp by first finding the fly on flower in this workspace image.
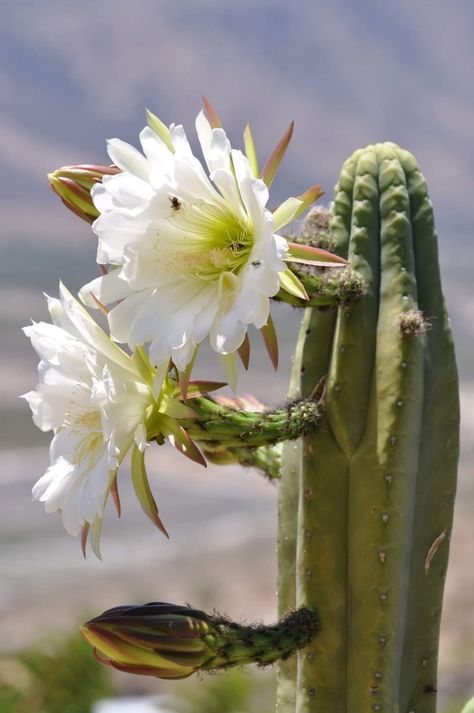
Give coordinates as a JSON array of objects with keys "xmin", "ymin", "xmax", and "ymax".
[
  {"xmin": 77, "ymin": 100, "xmax": 345, "ymax": 378},
  {"xmin": 22, "ymin": 285, "xmax": 217, "ymax": 558}
]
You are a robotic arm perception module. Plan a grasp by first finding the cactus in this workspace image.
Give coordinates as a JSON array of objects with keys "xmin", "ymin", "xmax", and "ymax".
[
  {"xmin": 277, "ymin": 142, "xmax": 459, "ymax": 713},
  {"xmin": 79, "ymin": 142, "xmax": 460, "ymax": 713}
]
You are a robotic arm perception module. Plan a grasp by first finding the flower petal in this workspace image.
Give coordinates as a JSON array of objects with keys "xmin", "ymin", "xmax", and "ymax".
[
  {"xmin": 79, "ymin": 270, "xmax": 133, "ymax": 308},
  {"xmin": 107, "ymin": 139, "xmax": 149, "ymax": 180}
]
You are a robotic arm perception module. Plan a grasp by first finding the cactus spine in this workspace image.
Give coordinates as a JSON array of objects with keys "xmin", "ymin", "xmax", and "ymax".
[{"xmin": 278, "ymin": 143, "xmax": 459, "ymax": 713}]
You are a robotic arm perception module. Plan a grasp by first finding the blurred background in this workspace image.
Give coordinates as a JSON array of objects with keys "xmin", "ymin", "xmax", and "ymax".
[{"xmin": 0, "ymin": 1, "xmax": 473, "ymax": 711}]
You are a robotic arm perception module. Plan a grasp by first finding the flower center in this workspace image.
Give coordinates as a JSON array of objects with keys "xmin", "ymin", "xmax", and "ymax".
[
  {"xmin": 154, "ymin": 198, "xmax": 253, "ymax": 283},
  {"xmin": 63, "ymin": 405, "xmax": 104, "ymax": 466},
  {"xmin": 73, "ymin": 431, "xmax": 104, "ymax": 467}
]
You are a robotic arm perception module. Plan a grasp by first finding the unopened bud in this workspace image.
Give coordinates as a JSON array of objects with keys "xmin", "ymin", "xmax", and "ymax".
[
  {"xmin": 81, "ymin": 602, "xmax": 318, "ymax": 679},
  {"xmin": 48, "ymin": 164, "xmax": 120, "ymax": 223}
]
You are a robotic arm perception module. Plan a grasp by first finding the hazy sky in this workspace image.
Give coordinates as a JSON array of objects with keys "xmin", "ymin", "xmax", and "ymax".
[{"xmin": 1, "ymin": 0, "xmax": 473, "ymax": 243}]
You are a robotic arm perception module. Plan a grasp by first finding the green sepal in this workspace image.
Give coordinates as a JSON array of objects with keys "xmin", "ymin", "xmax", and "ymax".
[
  {"xmin": 145, "ymin": 109, "xmax": 174, "ymax": 152},
  {"xmin": 260, "ymin": 121, "xmax": 294, "ymax": 187},
  {"xmin": 243, "ymin": 123, "xmax": 259, "ymax": 177},
  {"xmin": 278, "ymin": 268, "xmax": 308, "ymax": 300}
]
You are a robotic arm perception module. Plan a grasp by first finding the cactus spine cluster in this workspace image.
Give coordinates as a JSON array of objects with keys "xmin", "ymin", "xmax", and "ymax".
[{"xmin": 278, "ymin": 143, "xmax": 459, "ymax": 713}]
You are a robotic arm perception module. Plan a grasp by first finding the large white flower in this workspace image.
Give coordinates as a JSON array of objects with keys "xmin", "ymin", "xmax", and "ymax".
[
  {"xmin": 23, "ymin": 284, "xmax": 152, "ymax": 554},
  {"xmin": 79, "ymin": 107, "xmax": 330, "ymax": 370}
]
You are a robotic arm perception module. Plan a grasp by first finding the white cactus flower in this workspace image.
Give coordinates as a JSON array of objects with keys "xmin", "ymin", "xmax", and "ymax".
[
  {"xmin": 79, "ymin": 105, "xmax": 333, "ymax": 370},
  {"xmin": 23, "ymin": 284, "xmax": 153, "ymax": 555}
]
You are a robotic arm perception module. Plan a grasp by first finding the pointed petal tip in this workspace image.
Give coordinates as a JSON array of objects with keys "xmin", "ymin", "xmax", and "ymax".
[
  {"xmin": 90, "ymin": 292, "xmax": 110, "ymax": 316},
  {"xmin": 261, "ymin": 315, "xmax": 279, "ymax": 370},
  {"xmin": 81, "ymin": 523, "xmax": 90, "ymax": 559},
  {"xmin": 260, "ymin": 120, "xmax": 295, "ymax": 187},
  {"xmin": 186, "ymin": 380, "xmax": 227, "ymax": 398},
  {"xmin": 201, "ymin": 96, "xmax": 222, "ymax": 129},
  {"xmin": 154, "ymin": 514, "xmax": 170, "ymax": 539},
  {"xmin": 110, "ymin": 478, "xmax": 122, "ymax": 518},
  {"xmin": 237, "ymin": 333, "xmax": 251, "ymax": 370}
]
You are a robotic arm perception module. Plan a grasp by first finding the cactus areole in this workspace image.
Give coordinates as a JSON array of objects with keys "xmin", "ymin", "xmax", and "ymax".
[{"xmin": 277, "ymin": 143, "xmax": 459, "ymax": 713}]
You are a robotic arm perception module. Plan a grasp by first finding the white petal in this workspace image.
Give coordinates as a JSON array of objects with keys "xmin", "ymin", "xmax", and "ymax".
[
  {"xmin": 148, "ymin": 337, "xmax": 171, "ymax": 366},
  {"xmin": 33, "ymin": 456, "xmax": 74, "ymax": 505},
  {"xmin": 210, "ymin": 313, "xmax": 247, "ymax": 354},
  {"xmin": 60, "ymin": 454, "xmax": 110, "ymax": 536},
  {"xmin": 60, "ymin": 283, "xmax": 136, "ymax": 374},
  {"xmin": 192, "ymin": 285, "xmax": 220, "ymax": 342},
  {"xmin": 195, "ymin": 110, "xmax": 213, "ymax": 167},
  {"xmin": 97, "ymin": 172, "xmax": 155, "ymax": 213},
  {"xmin": 173, "ymin": 156, "xmax": 217, "ymax": 202},
  {"xmin": 127, "ymin": 281, "xmax": 211, "ymax": 354},
  {"xmin": 231, "ymin": 149, "xmax": 252, "ymax": 184},
  {"xmin": 22, "ymin": 385, "xmax": 72, "ymax": 431},
  {"xmin": 237, "ymin": 175, "xmax": 269, "ymax": 230},
  {"xmin": 134, "ymin": 422, "xmax": 149, "ymax": 452},
  {"xmin": 107, "ymin": 289, "xmax": 154, "ymax": 344},
  {"xmin": 79, "ymin": 270, "xmax": 133, "ymax": 308},
  {"xmin": 195, "ymin": 111, "xmax": 231, "ymax": 174},
  {"xmin": 171, "ymin": 338, "xmax": 196, "ymax": 371},
  {"xmin": 93, "ymin": 211, "xmax": 156, "ymax": 265},
  {"xmin": 210, "ymin": 168, "xmax": 245, "ymax": 216},
  {"xmin": 139, "ymin": 126, "xmax": 174, "ymax": 186},
  {"xmin": 24, "ymin": 321, "xmax": 78, "ymax": 364},
  {"xmin": 169, "ymin": 124, "xmax": 193, "ymax": 157},
  {"xmin": 273, "ymin": 234, "xmax": 290, "ymax": 259},
  {"xmin": 106, "ymin": 138, "xmax": 149, "ymax": 180}
]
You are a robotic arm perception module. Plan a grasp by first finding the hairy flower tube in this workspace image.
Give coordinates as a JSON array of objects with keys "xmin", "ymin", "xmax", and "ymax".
[
  {"xmin": 78, "ymin": 102, "xmax": 345, "ymax": 371},
  {"xmin": 81, "ymin": 601, "xmax": 318, "ymax": 679},
  {"xmin": 197, "ymin": 394, "xmax": 283, "ymax": 479},
  {"xmin": 22, "ymin": 285, "xmax": 218, "ymax": 557}
]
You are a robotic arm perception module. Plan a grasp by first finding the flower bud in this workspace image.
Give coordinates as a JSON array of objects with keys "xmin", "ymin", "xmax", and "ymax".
[
  {"xmin": 48, "ymin": 164, "xmax": 120, "ymax": 223},
  {"xmin": 81, "ymin": 602, "xmax": 318, "ymax": 679}
]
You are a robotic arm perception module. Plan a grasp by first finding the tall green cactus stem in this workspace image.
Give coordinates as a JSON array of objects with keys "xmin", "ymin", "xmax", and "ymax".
[
  {"xmin": 277, "ymin": 194, "xmax": 353, "ymax": 713},
  {"xmin": 277, "ymin": 306, "xmax": 338, "ymax": 713},
  {"xmin": 279, "ymin": 143, "xmax": 459, "ymax": 713}
]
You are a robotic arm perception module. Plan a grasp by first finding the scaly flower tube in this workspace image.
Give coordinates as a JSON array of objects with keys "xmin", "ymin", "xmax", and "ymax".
[
  {"xmin": 22, "ymin": 285, "xmax": 217, "ymax": 557},
  {"xmin": 78, "ymin": 102, "xmax": 345, "ymax": 371}
]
